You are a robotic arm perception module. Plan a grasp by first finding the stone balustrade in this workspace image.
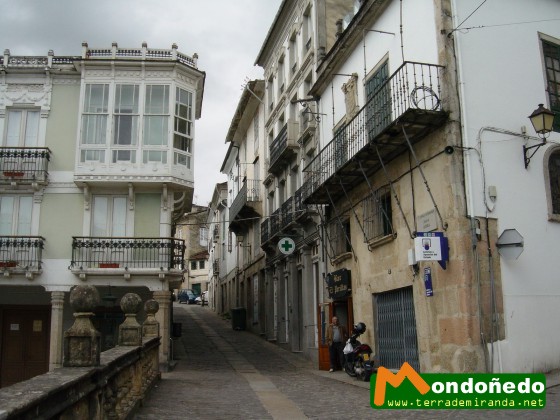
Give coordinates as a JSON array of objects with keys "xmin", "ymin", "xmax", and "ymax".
[
  {"xmin": 0, "ymin": 337, "xmax": 160, "ymax": 419},
  {"xmin": 0, "ymin": 286, "xmax": 163, "ymax": 419}
]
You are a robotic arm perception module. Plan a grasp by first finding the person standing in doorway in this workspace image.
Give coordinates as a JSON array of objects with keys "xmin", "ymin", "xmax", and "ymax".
[{"xmin": 326, "ymin": 316, "xmax": 347, "ymax": 372}]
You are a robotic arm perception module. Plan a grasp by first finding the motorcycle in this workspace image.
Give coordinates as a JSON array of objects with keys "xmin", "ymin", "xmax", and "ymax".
[{"xmin": 343, "ymin": 322, "xmax": 377, "ymax": 381}]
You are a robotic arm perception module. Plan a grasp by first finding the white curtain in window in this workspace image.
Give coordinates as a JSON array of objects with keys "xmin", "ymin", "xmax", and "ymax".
[{"xmin": 0, "ymin": 196, "xmax": 32, "ymax": 235}]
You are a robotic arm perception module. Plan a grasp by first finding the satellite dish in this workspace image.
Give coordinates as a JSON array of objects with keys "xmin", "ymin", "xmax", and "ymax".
[{"xmin": 496, "ymin": 229, "xmax": 524, "ymax": 260}]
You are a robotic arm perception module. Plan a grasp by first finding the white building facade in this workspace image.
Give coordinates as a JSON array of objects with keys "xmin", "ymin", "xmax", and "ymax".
[{"xmin": 453, "ymin": 0, "xmax": 560, "ymax": 373}]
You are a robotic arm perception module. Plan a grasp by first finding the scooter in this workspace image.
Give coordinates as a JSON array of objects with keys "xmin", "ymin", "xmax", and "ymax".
[{"xmin": 343, "ymin": 322, "xmax": 377, "ymax": 381}]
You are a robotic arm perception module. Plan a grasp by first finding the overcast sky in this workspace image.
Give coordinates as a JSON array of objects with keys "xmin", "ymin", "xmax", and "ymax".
[{"xmin": 0, "ymin": 0, "xmax": 282, "ymax": 206}]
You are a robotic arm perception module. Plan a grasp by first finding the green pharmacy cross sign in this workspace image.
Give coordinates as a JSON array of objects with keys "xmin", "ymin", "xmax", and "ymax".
[{"xmin": 278, "ymin": 237, "xmax": 296, "ymax": 255}]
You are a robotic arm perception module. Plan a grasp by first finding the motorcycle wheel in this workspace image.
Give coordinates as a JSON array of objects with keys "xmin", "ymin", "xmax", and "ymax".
[
  {"xmin": 355, "ymin": 359, "xmax": 370, "ymax": 382},
  {"xmin": 344, "ymin": 361, "xmax": 356, "ymax": 377}
]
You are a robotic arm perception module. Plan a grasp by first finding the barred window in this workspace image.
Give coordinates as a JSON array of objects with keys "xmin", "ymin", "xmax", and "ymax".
[
  {"xmin": 363, "ymin": 186, "xmax": 393, "ymax": 241},
  {"xmin": 548, "ymin": 149, "xmax": 560, "ymax": 215},
  {"xmin": 543, "ymin": 39, "xmax": 560, "ymax": 132},
  {"xmin": 328, "ymin": 217, "xmax": 351, "ymax": 256}
]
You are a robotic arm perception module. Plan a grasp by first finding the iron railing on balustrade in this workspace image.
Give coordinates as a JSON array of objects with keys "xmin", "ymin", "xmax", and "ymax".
[
  {"xmin": 0, "ymin": 148, "xmax": 51, "ymax": 183},
  {"xmin": 269, "ymin": 124, "xmax": 288, "ymax": 167},
  {"xmin": 270, "ymin": 208, "xmax": 282, "ymax": 237},
  {"xmin": 0, "ymin": 236, "xmax": 44, "ymax": 271},
  {"xmin": 281, "ymin": 197, "xmax": 293, "ymax": 229},
  {"xmin": 303, "ymin": 61, "xmax": 444, "ymax": 200},
  {"xmin": 294, "ymin": 185, "xmax": 310, "ymax": 219},
  {"xmin": 70, "ymin": 237, "xmax": 185, "ymax": 270},
  {"xmin": 261, "ymin": 219, "xmax": 269, "ymax": 244},
  {"xmin": 230, "ymin": 179, "xmax": 261, "ymax": 221}
]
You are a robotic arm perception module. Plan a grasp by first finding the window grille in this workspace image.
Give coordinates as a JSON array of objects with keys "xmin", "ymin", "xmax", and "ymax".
[{"xmin": 363, "ymin": 186, "xmax": 393, "ymax": 241}]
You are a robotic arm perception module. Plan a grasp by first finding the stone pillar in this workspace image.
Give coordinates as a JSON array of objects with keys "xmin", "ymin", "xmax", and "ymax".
[
  {"xmin": 63, "ymin": 285, "xmax": 101, "ymax": 367},
  {"xmin": 153, "ymin": 290, "xmax": 171, "ymax": 369},
  {"xmin": 49, "ymin": 291, "xmax": 65, "ymax": 371},
  {"xmin": 142, "ymin": 299, "xmax": 160, "ymax": 338},
  {"xmin": 118, "ymin": 293, "xmax": 143, "ymax": 346}
]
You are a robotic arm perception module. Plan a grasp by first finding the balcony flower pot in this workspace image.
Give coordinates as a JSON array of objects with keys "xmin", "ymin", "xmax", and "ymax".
[
  {"xmin": 0, "ymin": 260, "xmax": 17, "ymax": 268},
  {"xmin": 3, "ymin": 171, "xmax": 25, "ymax": 177},
  {"xmin": 99, "ymin": 263, "xmax": 119, "ymax": 268}
]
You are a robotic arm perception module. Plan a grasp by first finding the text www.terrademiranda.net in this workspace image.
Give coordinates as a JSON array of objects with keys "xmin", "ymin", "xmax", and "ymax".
[{"xmin": 385, "ymin": 398, "xmax": 545, "ymax": 408}]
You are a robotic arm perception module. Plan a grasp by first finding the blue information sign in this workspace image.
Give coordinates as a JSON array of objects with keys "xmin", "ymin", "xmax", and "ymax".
[{"xmin": 424, "ymin": 267, "xmax": 434, "ymax": 297}]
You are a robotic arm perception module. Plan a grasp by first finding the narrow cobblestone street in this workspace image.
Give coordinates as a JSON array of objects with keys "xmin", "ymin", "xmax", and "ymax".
[{"xmin": 134, "ymin": 304, "xmax": 559, "ymax": 420}]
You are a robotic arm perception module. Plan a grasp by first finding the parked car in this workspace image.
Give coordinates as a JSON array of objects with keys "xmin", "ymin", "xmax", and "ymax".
[
  {"xmin": 178, "ymin": 289, "xmax": 197, "ymax": 304},
  {"xmin": 196, "ymin": 291, "xmax": 209, "ymax": 306}
]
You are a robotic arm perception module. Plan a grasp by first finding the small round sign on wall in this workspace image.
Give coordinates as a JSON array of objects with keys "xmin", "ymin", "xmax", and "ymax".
[{"xmin": 278, "ymin": 237, "xmax": 296, "ymax": 255}]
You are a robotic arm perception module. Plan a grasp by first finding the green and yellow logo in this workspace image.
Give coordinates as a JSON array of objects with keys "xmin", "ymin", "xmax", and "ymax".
[{"xmin": 371, "ymin": 362, "xmax": 546, "ymax": 409}]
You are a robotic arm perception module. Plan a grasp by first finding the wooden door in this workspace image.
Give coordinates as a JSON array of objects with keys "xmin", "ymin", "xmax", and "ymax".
[
  {"xmin": 317, "ymin": 303, "xmax": 332, "ymax": 370},
  {"xmin": 1, "ymin": 308, "xmax": 50, "ymax": 387},
  {"xmin": 318, "ymin": 298, "xmax": 354, "ymax": 370}
]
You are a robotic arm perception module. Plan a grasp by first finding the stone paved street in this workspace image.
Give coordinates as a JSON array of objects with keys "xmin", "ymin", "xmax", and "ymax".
[{"xmin": 134, "ymin": 304, "xmax": 560, "ymax": 420}]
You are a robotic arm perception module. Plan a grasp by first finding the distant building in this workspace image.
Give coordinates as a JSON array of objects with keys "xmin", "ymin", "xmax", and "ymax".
[
  {"xmin": 175, "ymin": 204, "xmax": 209, "ymax": 295},
  {"xmin": 0, "ymin": 42, "xmax": 205, "ymax": 385},
  {"xmin": 206, "ymin": 182, "xmax": 228, "ymax": 312}
]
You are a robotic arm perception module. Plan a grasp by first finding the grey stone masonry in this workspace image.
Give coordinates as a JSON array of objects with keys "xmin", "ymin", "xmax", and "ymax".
[
  {"xmin": 119, "ymin": 293, "xmax": 143, "ymax": 346},
  {"xmin": 63, "ymin": 285, "xmax": 101, "ymax": 367},
  {"xmin": 142, "ymin": 299, "xmax": 160, "ymax": 338}
]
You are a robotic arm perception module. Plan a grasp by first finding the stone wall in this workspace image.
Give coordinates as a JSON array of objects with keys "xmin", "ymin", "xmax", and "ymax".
[{"xmin": 0, "ymin": 337, "xmax": 160, "ymax": 419}]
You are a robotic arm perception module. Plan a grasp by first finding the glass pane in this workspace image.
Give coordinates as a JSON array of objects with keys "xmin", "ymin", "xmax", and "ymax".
[
  {"xmin": 175, "ymin": 88, "xmax": 192, "ymax": 119},
  {"xmin": 6, "ymin": 111, "xmax": 22, "ymax": 147},
  {"xmin": 114, "ymin": 115, "xmax": 138, "ymax": 145},
  {"xmin": 174, "ymin": 116, "xmax": 188, "ymax": 135},
  {"xmin": 112, "ymin": 150, "xmax": 136, "ymax": 163},
  {"xmin": 24, "ymin": 111, "xmax": 40, "ymax": 147},
  {"xmin": 143, "ymin": 150, "xmax": 167, "ymax": 164},
  {"xmin": 81, "ymin": 150, "xmax": 105, "ymax": 162},
  {"xmin": 112, "ymin": 197, "xmax": 127, "ymax": 236},
  {"xmin": 145, "ymin": 85, "xmax": 169, "ymax": 114},
  {"xmin": 85, "ymin": 84, "xmax": 109, "ymax": 113},
  {"xmin": 82, "ymin": 115, "xmax": 107, "ymax": 144},
  {"xmin": 0, "ymin": 197, "xmax": 14, "ymax": 235},
  {"xmin": 174, "ymin": 152, "xmax": 187, "ymax": 166},
  {"xmin": 173, "ymin": 135, "xmax": 191, "ymax": 152},
  {"xmin": 92, "ymin": 197, "xmax": 108, "ymax": 236},
  {"xmin": 115, "ymin": 85, "xmax": 139, "ymax": 114},
  {"xmin": 17, "ymin": 196, "xmax": 32, "ymax": 235},
  {"xmin": 143, "ymin": 116, "xmax": 168, "ymax": 145}
]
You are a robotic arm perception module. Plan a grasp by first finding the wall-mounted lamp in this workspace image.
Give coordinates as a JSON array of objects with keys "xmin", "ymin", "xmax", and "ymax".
[{"xmin": 524, "ymin": 104, "xmax": 556, "ymax": 168}]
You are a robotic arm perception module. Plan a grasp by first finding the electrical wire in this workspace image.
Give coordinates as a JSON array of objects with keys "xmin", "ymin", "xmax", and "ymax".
[
  {"xmin": 448, "ymin": 0, "xmax": 488, "ymax": 37},
  {"xmin": 457, "ymin": 18, "xmax": 560, "ymax": 33},
  {"xmin": 175, "ymin": 209, "xmax": 309, "ymax": 226}
]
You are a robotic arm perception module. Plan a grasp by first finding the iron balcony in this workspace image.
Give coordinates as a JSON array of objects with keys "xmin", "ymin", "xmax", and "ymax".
[
  {"xmin": 229, "ymin": 179, "xmax": 262, "ymax": 234},
  {"xmin": 0, "ymin": 148, "xmax": 51, "ymax": 185},
  {"xmin": 70, "ymin": 236, "xmax": 185, "ymax": 274},
  {"xmin": 302, "ymin": 62, "xmax": 447, "ymax": 205}
]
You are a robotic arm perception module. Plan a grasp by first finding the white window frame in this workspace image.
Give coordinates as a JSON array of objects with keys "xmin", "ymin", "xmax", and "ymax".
[
  {"xmin": 0, "ymin": 195, "xmax": 33, "ymax": 236},
  {"xmin": 91, "ymin": 195, "xmax": 129, "ymax": 237},
  {"xmin": 4, "ymin": 109, "xmax": 40, "ymax": 147}
]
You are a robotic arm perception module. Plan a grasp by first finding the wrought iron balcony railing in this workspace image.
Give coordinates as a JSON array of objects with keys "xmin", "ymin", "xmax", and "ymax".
[
  {"xmin": 0, "ymin": 236, "xmax": 44, "ymax": 272},
  {"xmin": 229, "ymin": 179, "xmax": 261, "ymax": 223},
  {"xmin": 269, "ymin": 121, "xmax": 299, "ymax": 173},
  {"xmin": 0, "ymin": 148, "xmax": 51, "ymax": 184},
  {"xmin": 260, "ymin": 219, "xmax": 269, "ymax": 244},
  {"xmin": 270, "ymin": 208, "xmax": 282, "ymax": 237},
  {"xmin": 294, "ymin": 185, "xmax": 310, "ymax": 219},
  {"xmin": 302, "ymin": 62, "xmax": 445, "ymax": 204},
  {"xmin": 70, "ymin": 237, "xmax": 185, "ymax": 271},
  {"xmin": 281, "ymin": 197, "xmax": 294, "ymax": 229}
]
